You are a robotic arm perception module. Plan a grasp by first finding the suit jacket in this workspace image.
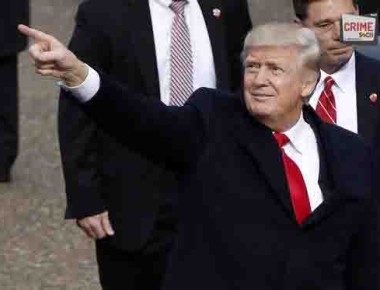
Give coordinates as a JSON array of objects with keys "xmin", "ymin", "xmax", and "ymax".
[
  {"xmin": 79, "ymin": 77, "xmax": 380, "ymax": 290},
  {"xmin": 0, "ymin": 0, "xmax": 29, "ymax": 56},
  {"xmin": 355, "ymin": 52, "xmax": 380, "ymax": 146},
  {"xmin": 59, "ymin": 0, "xmax": 251, "ymax": 251}
]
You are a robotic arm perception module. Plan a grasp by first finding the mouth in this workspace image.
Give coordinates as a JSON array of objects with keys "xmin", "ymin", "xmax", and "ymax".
[
  {"xmin": 329, "ymin": 45, "xmax": 352, "ymax": 54},
  {"xmin": 250, "ymin": 93, "xmax": 274, "ymax": 100}
]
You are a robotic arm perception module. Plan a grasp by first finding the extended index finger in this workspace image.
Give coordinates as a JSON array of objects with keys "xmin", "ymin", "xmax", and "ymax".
[{"xmin": 18, "ymin": 24, "xmax": 52, "ymax": 43}]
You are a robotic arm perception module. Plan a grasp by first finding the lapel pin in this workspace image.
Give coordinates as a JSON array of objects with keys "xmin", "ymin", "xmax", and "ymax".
[
  {"xmin": 213, "ymin": 8, "xmax": 221, "ymax": 19},
  {"xmin": 369, "ymin": 93, "xmax": 378, "ymax": 103}
]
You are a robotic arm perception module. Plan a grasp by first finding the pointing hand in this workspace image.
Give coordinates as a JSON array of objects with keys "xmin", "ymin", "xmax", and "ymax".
[{"xmin": 18, "ymin": 24, "xmax": 88, "ymax": 87}]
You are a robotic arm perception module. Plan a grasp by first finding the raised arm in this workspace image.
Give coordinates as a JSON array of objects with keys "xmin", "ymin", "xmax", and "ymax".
[
  {"xmin": 19, "ymin": 24, "xmax": 204, "ymax": 170},
  {"xmin": 81, "ymin": 71, "xmax": 204, "ymax": 170}
]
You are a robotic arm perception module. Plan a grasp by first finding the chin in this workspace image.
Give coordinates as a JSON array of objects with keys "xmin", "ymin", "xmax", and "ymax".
[
  {"xmin": 335, "ymin": 54, "xmax": 351, "ymax": 67},
  {"xmin": 323, "ymin": 55, "xmax": 351, "ymax": 72},
  {"xmin": 249, "ymin": 107, "xmax": 271, "ymax": 120},
  {"xmin": 333, "ymin": 49, "xmax": 353, "ymax": 61}
]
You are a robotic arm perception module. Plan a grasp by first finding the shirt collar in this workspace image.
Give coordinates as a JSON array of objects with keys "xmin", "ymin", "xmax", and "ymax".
[
  {"xmin": 153, "ymin": 0, "xmax": 172, "ymax": 7},
  {"xmin": 281, "ymin": 112, "xmax": 309, "ymax": 155},
  {"xmin": 316, "ymin": 52, "xmax": 356, "ymax": 94}
]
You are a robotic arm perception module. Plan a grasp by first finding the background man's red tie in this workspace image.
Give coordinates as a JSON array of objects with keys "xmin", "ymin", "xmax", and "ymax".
[
  {"xmin": 316, "ymin": 76, "xmax": 336, "ymax": 124},
  {"xmin": 274, "ymin": 133, "xmax": 311, "ymax": 224}
]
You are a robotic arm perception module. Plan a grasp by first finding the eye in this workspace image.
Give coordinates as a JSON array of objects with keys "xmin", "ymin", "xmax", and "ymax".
[
  {"xmin": 271, "ymin": 66, "xmax": 284, "ymax": 75},
  {"xmin": 245, "ymin": 62, "xmax": 260, "ymax": 72},
  {"xmin": 316, "ymin": 22, "xmax": 333, "ymax": 31}
]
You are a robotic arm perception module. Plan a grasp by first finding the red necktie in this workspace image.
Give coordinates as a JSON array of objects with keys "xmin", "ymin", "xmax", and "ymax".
[
  {"xmin": 316, "ymin": 76, "xmax": 336, "ymax": 124},
  {"xmin": 274, "ymin": 133, "xmax": 311, "ymax": 224}
]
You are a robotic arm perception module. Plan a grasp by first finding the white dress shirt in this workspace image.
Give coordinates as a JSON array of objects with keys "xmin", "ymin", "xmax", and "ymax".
[
  {"xmin": 309, "ymin": 52, "xmax": 357, "ymax": 133},
  {"xmin": 149, "ymin": 0, "xmax": 216, "ymax": 105},
  {"xmin": 280, "ymin": 114, "xmax": 324, "ymax": 211},
  {"xmin": 60, "ymin": 65, "xmax": 100, "ymax": 103}
]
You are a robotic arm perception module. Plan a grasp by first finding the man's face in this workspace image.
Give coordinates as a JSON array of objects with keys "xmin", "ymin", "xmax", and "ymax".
[
  {"xmin": 243, "ymin": 46, "xmax": 309, "ymax": 131},
  {"xmin": 302, "ymin": 0, "xmax": 358, "ymax": 72}
]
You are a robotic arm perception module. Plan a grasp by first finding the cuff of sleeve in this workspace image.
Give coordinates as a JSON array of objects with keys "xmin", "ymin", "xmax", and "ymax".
[
  {"xmin": 64, "ymin": 188, "xmax": 106, "ymax": 220},
  {"xmin": 57, "ymin": 64, "xmax": 100, "ymax": 103}
]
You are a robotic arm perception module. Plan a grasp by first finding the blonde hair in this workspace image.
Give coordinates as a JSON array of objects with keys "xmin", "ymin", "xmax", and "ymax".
[{"xmin": 241, "ymin": 22, "xmax": 321, "ymax": 71}]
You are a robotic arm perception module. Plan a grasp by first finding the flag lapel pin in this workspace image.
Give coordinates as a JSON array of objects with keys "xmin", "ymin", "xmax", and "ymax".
[
  {"xmin": 213, "ymin": 8, "xmax": 221, "ymax": 19},
  {"xmin": 369, "ymin": 93, "xmax": 378, "ymax": 103}
]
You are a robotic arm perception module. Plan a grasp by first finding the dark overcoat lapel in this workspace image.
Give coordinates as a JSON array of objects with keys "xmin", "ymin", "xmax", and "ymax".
[{"xmin": 231, "ymin": 107, "xmax": 295, "ymax": 221}]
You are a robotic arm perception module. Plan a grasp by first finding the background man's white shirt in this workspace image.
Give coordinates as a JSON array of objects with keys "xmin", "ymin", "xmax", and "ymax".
[
  {"xmin": 309, "ymin": 53, "xmax": 358, "ymax": 133},
  {"xmin": 150, "ymin": 0, "xmax": 216, "ymax": 104}
]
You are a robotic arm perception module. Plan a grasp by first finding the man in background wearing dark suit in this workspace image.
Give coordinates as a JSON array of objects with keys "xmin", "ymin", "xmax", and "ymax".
[
  {"xmin": 355, "ymin": 3, "xmax": 380, "ymax": 61},
  {"xmin": 20, "ymin": 21, "xmax": 380, "ymax": 290},
  {"xmin": 58, "ymin": 0, "xmax": 251, "ymax": 289},
  {"xmin": 294, "ymin": 0, "xmax": 380, "ymax": 148},
  {"xmin": 0, "ymin": 0, "xmax": 29, "ymax": 182}
]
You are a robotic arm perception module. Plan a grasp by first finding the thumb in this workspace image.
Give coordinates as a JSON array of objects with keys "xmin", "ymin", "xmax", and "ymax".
[
  {"xmin": 101, "ymin": 212, "xmax": 115, "ymax": 236},
  {"xmin": 38, "ymin": 50, "xmax": 64, "ymax": 63}
]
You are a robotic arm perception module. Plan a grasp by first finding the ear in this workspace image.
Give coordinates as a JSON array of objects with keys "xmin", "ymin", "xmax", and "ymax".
[
  {"xmin": 353, "ymin": 2, "xmax": 359, "ymax": 15},
  {"xmin": 293, "ymin": 17, "xmax": 302, "ymax": 26},
  {"xmin": 301, "ymin": 70, "xmax": 318, "ymax": 99}
]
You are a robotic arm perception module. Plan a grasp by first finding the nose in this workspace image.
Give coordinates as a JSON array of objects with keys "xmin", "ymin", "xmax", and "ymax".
[
  {"xmin": 332, "ymin": 20, "xmax": 341, "ymax": 41},
  {"xmin": 253, "ymin": 67, "xmax": 269, "ymax": 86}
]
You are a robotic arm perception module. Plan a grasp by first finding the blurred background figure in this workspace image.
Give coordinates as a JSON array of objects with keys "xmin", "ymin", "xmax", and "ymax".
[{"xmin": 0, "ymin": 0, "xmax": 29, "ymax": 182}]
